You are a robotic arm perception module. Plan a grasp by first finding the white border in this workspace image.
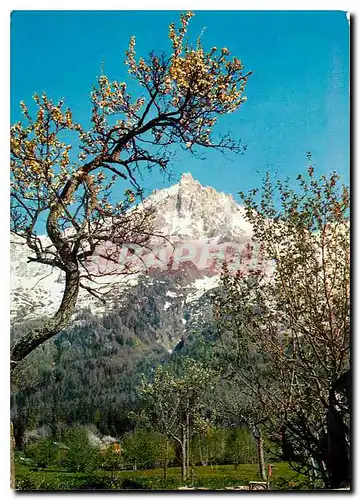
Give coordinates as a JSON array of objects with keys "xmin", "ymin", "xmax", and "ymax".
[
  {"xmin": 2, "ymin": 1, "xmax": 359, "ymax": 9},
  {"xmin": 2, "ymin": 2, "xmax": 356, "ymax": 499}
]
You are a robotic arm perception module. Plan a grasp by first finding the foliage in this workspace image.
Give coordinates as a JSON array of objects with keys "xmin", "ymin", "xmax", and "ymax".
[
  {"xmin": 100, "ymin": 444, "xmax": 124, "ymax": 472},
  {"xmin": 122, "ymin": 429, "xmax": 154, "ymax": 470},
  {"xmin": 216, "ymin": 167, "xmax": 350, "ymax": 488},
  {"xmin": 224, "ymin": 428, "xmax": 258, "ymax": 466},
  {"xmin": 60, "ymin": 427, "xmax": 99, "ymax": 473},
  {"xmin": 24, "ymin": 438, "xmax": 61, "ymax": 468},
  {"xmin": 138, "ymin": 356, "xmax": 219, "ymax": 479},
  {"xmin": 190, "ymin": 426, "xmax": 227, "ymax": 465},
  {"xmin": 152, "ymin": 433, "xmax": 176, "ymax": 472},
  {"xmin": 121, "ymin": 428, "xmax": 175, "ymax": 472}
]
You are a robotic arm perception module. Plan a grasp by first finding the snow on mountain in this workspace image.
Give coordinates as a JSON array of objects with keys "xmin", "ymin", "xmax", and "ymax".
[
  {"xmin": 148, "ymin": 173, "xmax": 253, "ymax": 242},
  {"xmin": 11, "ymin": 237, "xmax": 65, "ymax": 322},
  {"xmin": 11, "ymin": 173, "xmax": 255, "ymax": 323},
  {"xmin": 186, "ymin": 275, "xmax": 221, "ymax": 304}
]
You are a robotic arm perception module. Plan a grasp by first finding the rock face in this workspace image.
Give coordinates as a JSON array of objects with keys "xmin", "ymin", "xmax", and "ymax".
[
  {"xmin": 10, "ymin": 173, "xmax": 258, "ymax": 335},
  {"xmin": 149, "ymin": 173, "xmax": 253, "ymax": 242},
  {"xmin": 11, "ymin": 236, "xmax": 64, "ymax": 322}
]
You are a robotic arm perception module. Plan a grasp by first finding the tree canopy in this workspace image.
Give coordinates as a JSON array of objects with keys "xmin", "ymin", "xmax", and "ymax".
[{"xmin": 216, "ymin": 167, "xmax": 350, "ymax": 488}]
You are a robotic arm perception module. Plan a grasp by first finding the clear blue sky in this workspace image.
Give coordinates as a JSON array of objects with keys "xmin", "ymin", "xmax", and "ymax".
[{"xmin": 11, "ymin": 10, "xmax": 350, "ymax": 202}]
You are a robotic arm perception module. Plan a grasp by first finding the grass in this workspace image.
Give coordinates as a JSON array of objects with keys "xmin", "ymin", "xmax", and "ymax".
[
  {"xmin": 117, "ymin": 463, "xmax": 311, "ymax": 490},
  {"xmin": 15, "ymin": 461, "xmax": 313, "ymax": 490}
]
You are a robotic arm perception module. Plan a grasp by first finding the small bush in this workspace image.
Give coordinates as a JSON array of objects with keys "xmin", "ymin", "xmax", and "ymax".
[{"xmin": 24, "ymin": 438, "xmax": 61, "ymax": 468}]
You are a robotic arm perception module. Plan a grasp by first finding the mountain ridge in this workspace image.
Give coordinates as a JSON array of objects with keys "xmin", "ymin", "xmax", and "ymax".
[{"xmin": 11, "ymin": 173, "xmax": 255, "ymax": 326}]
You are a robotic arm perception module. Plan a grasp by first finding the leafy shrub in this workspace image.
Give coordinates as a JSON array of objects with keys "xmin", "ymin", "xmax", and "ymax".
[
  {"xmin": 16, "ymin": 470, "xmax": 115, "ymax": 490},
  {"xmin": 122, "ymin": 429, "xmax": 171, "ymax": 470},
  {"xmin": 121, "ymin": 478, "xmax": 148, "ymax": 489},
  {"xmin": 24, "ymin": 438, "xmax": 61, "ymax": 468},
  {"xmin": 224, "ymin": 428, "xmax": 258, "ymax": 465},
  {"xmin": 60, "ymin": 427, "xmax": 99, "ymax": 472},
  {"xmin": 16, "ymin": 472, "xmax": 39, "ymax": 490},
  {"xmin": 100, "ymin": 445, "xmax": 124, "ymax": 471}
]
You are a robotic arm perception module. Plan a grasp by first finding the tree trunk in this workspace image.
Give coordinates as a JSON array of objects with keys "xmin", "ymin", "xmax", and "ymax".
[
  {"xmin": 326, "ymin": 408, "xmax": 350, "ymax": 488},
  {"xmin": 181, "ymin": 444, "xmax": 187, "ymax": 481},
  {"xmin": 325, "ymin": 373, "xmax": 350, "ymax": 489},
  {"xmin": 186, "ymin": 412, "xmax": 190, "ymax": 476},
  {"xmin": 163, "ymin": 440, "xmax": 168, "ymax": 480},
  {"xmin": 181, "ymin": 425, "xmax": 187, "ymax": 481},
  {"xmin": 10, "ymin": 421, "xmax": 15, "ymax": 489},
  {"xmin": 256, "ymin": 427, "xmax": 266, "ymax": 481},
  {"xmin": 10, "ymin": 268, "xmax": 80, "ymax": 372}
]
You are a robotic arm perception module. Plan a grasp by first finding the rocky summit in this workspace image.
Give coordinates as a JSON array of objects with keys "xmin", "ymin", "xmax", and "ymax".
[{"xmin": 11, "ymin": 173, "xmax": 260, "ymax": 350}]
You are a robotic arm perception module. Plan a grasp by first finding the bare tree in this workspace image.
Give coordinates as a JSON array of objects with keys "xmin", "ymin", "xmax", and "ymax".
[
  {"xmin": 216, "ymin": 167, "xmax": 350, "ymax": 488},
  {"xmin": 10, "ymin": 11, "xmax": 251, "ymax": 372}
]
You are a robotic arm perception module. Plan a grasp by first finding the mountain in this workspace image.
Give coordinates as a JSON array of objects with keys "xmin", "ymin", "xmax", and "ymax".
[
  {"xmin": 149, "ymin": 172, "xmax": 253, "ymax": 241},
  {"xmin": 11, "ymin": 173, "xmax": 258, "ymax": 331},
  {"xmin": 11, "ymin": 174, "xmax": 264, "ymax": 441}
]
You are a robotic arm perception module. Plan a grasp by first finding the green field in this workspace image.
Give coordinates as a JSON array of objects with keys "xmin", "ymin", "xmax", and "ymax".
[{"xmin": 16, "ymin": 461, "xmax": 313, "ymax": 490}]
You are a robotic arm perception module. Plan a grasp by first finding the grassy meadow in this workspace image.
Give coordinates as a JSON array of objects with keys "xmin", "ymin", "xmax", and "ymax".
[{"xmin": 16, "ymin": 461, "xmax": 313, "ymax": 490}]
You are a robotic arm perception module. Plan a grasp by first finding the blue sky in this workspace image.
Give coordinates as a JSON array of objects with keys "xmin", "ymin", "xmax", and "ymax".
[{"xmin": 11, "ymin": 10, "xmax": 349, "ymax": 203}]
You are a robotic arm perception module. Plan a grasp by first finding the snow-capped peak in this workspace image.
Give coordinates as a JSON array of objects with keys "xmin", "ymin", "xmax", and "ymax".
[
  {"xmin": 11, "ymin": 174, "xmax": 254, "ymax": 322},
  {"xmin": 147, "ymin": 173, "xmax": 252, "ymax": 241}
]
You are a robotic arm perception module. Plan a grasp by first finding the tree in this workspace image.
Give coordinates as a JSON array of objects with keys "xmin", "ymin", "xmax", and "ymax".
[
  {"xmin": 24, "ymin": 437, "xmax": 61, "ymax": 469},
  {"xmin": 60, "ymin": 427, "xmax": 98, "ymax": 473},
  {"xmin": 224, "ymin": 427, "xmax": 258, "ymax": 467},
  {"xmin": 191, "ymin": 426, "xmax": 226, "ymax": 467},
  {"xmin": 138, "ymin": 357, "xmax": 218, "ymax": 481},
  {"xmin": 121, "ymin": 428, "xmax": 175, "ymax": 476},
  {"xmin": 100, "ymin": 443, "xmax": 123, "ymax": 474},
  {"xmin": 216, "ymin": 166, "xmax": 350, "ymax": 488},
  {"xmin": 213, "ymin": 381, "xmax": 270, "ymax": 479},
  {"xmin": 10, "ymin": 11, "xmax": 251, "ymax": 373},
  {"xmin": 122, "ymin": 428, "xmax": 155, "ymax": 471},
  {"xmin": 153, "ymin": 433, "xmax": 176, "ymax": 480}
]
